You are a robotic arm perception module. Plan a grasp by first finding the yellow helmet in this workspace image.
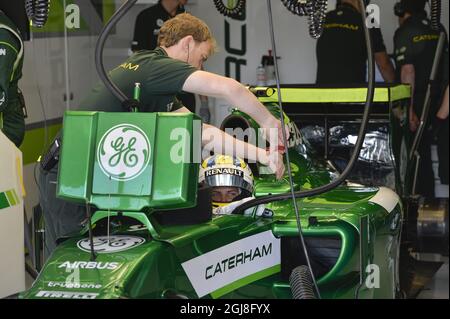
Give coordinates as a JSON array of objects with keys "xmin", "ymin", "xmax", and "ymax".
[{"xmin": 199, "ymin": 155, "xmax": 254, "ymax": 207}]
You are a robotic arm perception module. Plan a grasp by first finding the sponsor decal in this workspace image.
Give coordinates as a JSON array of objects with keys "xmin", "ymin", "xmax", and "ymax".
[
  {"xmin": 77, "ymin": 235, "xmax": 146, "ymax": 254},
  {"xmin": 0, "ymin": 48, "xmax": 6, "ymax": 56},
  {"xmin": 35, "ymin": 291, "xmax": 98, "ymax": 299},
  {"xmin": 119, "ymin": 62, "xmax": 140, "ymax": 71},
  {"xmin": 97, "ymin": 124, "xmax": 150, "ymax": 181},
  {"xmin": 182, "ymin": 230, "xmax": 280, "ymax": 298},
  {"xmin": 58, "ymin": 261, "xmax": 121, "ymax": 270},
  {"xmin": 324, "ymin": 23, "xmax": 359, "ymax": 31},
  {"xmin": 47, "ymin": 281, "xmax": 102, "ymax": 290},
  {"xmin": 205, "ymin": 168, "xmax": 243, "ymax": 178},
  {"xmin": 413, "ymin": 34, "xmax": 440, "ymax": 43}
]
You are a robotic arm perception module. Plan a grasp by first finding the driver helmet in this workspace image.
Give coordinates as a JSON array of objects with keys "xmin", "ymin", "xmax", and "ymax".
[{"xmin": 199, "ymin": 155, "xmax": 254, "ymax": 208}]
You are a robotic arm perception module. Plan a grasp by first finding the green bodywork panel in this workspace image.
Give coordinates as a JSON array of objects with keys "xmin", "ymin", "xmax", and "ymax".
[
  {"xmin": 22, "ymin": 86, "xmax": 408, "ymax": 300},
  {"xmin": 57, "ymin": 111, "xmax": 200, "ymax": 211}
]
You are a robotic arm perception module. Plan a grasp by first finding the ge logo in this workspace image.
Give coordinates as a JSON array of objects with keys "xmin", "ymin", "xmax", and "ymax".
[
  {"xmin": 98, "ymin": 124, "xmax": 150, "ymax": 181},
  {"xmin": 77, "ymin": 236, "xmax": 146, "ymax": 254}
]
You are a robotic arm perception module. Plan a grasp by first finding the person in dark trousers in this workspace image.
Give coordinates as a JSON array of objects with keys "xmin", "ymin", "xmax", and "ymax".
[
  {"xmin": 316, "ymin": 0, "xmax": 395, "ymax": 85},
  {"xmin": 435, "ymin": 85, "xmax": 448, "ymax": 185},
  {"xmin": 0, "ymin": 9, "xmax": 25, "ymax": 147},
  {"xmin": 394, "ymin": 0, "xmax": 449, "ymax": 198},
  {"xmin": 131, "ymin": 0, "xmax": 198, "ymax": 113}
]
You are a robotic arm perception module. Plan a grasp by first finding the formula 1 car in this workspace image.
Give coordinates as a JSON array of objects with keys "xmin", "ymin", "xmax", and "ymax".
[
  {"xmin": 19, "ymin": 0, "xmax": 410, "ymax": 300},
  {"xmin": 20, "ymin": 101, "xmax": 404, "ymax": 299}
]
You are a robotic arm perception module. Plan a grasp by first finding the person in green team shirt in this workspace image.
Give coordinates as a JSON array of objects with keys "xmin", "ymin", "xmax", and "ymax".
[
  {"xmin": 80, "ymin": 13, "xmax": 286, "ymax": 177},
  {"xmin": 0, "ymin": 9, "xmax": 25, "ymax": 147}
]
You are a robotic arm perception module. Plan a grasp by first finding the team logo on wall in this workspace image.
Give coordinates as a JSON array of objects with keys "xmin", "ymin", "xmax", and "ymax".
[
  {"xmin": 97, "ymin": 124, "xmax": 151, "ymax": 181},
  {"xmin": 214, "ymin": 0, "xmax": 246, "ymax": 20},
  {"xmin": 77, "ymin": 235, "xmax": 146, "ymax": 254}
]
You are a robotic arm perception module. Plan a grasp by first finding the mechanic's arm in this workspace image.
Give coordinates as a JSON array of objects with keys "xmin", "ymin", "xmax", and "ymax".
[
  {"xmin": 436, "ymin": 85, "xmax": 449, "ymax": 120},
  {"xmin": 182, "ymin": 70, "xmax": 289, "ymax": 149},
  {"xmin": 174, "ymin": 107, "xmax": 285, "ymax": 179},
  {"xmin": 375, "ymin": 52, "xmax": 395, "ymax": 83},
  {"xmin": 371, "ymin": 29, "xmax": 395, "ymax": 83},
  {"xmin": 401, "ymin": 64, "xmax": 418, "ymax": 131}
]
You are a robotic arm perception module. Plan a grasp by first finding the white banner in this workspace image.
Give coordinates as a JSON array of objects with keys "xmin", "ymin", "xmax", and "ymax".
[{"xmin": 182, "ymin": 230, "xmax": 281, "ymax": 298}]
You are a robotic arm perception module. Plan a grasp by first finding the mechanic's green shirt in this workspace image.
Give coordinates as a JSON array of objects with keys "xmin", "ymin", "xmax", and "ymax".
[
  {"xmin": 79, "ymin": 47, "xmax": 197, "ymax": 113},
  {"xmin": 394, "ymin": 14, "xmax": 449, "ymax": 114},
  {"xmin": 0, "ymin": 11, "xmax": 25, "ymax": 147}
]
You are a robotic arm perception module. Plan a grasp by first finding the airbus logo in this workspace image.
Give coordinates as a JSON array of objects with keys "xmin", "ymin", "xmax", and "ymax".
[{"xmin": 58, "ymin": 261, "xmax": 121, "ymax": 270}]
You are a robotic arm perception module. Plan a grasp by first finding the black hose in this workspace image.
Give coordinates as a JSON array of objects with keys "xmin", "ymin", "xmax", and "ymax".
[
  {"xmin": 280, "ymin": 0, "xmax": 328, "ymax": 39},
  {"xmin": 233, "ymin": 0, "xmax": 375, "ymax": 222},
  {"xmin": 95, "ymin": 0, "xmax": 138, "ymax": 105},
  {"xmin": 430, "ymin": 0, "xmax": 442, "ymax": 31},
  {"xmin": 25, "ymin": 0, "xmax": 50, "ymax": 28},
  {"xmin": 290, "ymin": 266, "xmax": 317, "ymax": 299},
  {"xmin": 266, "ymin": 0, "xmax": 321, "ymax": 298},
  {"xmin": 213, "ymin": 0, "xmax": 246, "ymax": 18}
]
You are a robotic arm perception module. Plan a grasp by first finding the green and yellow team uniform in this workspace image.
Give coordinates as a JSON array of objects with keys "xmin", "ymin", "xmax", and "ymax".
[{"xmin": 0, "ymin": 11, "xmax": 25, "ymax": 147}]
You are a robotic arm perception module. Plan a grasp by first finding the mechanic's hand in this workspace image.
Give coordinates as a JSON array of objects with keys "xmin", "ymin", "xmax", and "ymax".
[
  {"xmin": 261, "ymin": 116, "xmax": 290, "ymax": 154},
  {"xmin": 265, "ymin": 151, "xmax": 285, "ymax": 180},
  {"xmin": 409, "ymin": 110, "xmax": 420, "ymax": 132}
]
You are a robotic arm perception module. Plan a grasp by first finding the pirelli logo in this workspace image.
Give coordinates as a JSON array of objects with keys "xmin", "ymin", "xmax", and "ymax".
[{"xmin": 35, "ymin": 291, "xmax": 99, "ymax": 299}]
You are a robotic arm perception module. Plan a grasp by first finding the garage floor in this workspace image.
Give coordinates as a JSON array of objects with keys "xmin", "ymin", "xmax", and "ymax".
[{"xmin": 416, "ymin": 254, "xmax": 449, "ymax": 299}]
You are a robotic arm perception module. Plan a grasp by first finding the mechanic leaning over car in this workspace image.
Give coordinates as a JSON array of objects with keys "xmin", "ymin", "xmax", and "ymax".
[
  {"xmin": 0, "ymin": 8, "xmax": 26, "ymax": 147},
  {"xmin": 39, "ymin": 13, "xmax": 287, "ymax": 257},
  {"xmin": 316, "ymin": 0, "xmax": 395, "ymax": 85},
  {"xmin": 393, "ymin": 0, "xmax": 449, "ymax": 198}
]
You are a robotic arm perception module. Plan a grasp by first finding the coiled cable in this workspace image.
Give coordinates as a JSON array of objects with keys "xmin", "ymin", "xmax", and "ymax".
[
  {"xmin": 306, "ymin": 0, "xmax": 328, "ymax": 39},
  {"xmin": 430, "ymin": 0, "xmax": 441, "ymax": 31},
  {"xmin": 25, "ymin": 0, "xmax": 50, "ymax": 28},
  {"xmin": 280, "ymin": 0, "xmax": 328, "ymax": 39},
  {"xmin": 213, "ymin": 0, "xmax": 246, "ymax": 18}
]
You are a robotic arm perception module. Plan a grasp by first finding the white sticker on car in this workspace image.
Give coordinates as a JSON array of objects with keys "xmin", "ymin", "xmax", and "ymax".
[
  {"xmin": 182, "ymin": 230, "xmax": 281, "ymax": 299},
  {"xmin": 369, "ymin": 187, "xmax": 400, "ymax": 213}
]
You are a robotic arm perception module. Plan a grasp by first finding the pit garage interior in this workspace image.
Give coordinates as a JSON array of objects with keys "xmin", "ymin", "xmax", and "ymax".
[{"xmin": 0, "ymin": 0, "xmax": 448, "ymax": 300}]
